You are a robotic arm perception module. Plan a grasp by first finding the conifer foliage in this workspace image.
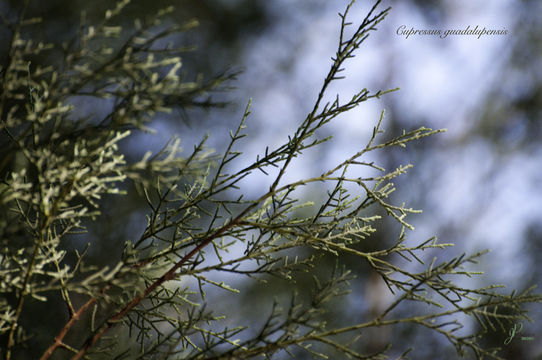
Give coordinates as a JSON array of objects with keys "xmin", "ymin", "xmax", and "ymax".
[{"xmin": 0, "ymin": 0, "xmax": 539, "ymax": 359}]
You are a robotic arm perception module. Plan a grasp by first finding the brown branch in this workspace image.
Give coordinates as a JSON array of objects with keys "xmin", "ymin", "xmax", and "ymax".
[
  {"xmin": 70, "ymin": 201, "xmax": 259, "ymax": 360},
  {"xmin": 42, "ymin": 177, "xmax": 263, "ymax": 359},
  {"xmin": 40, "ymin": 295, "xmax": 100, "ymax": 360}
]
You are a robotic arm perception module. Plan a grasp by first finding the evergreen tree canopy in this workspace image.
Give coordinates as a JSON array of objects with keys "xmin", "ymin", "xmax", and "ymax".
[{"xmin": 0, "ymin": 1, "xmax": 540, "ymax": 359}]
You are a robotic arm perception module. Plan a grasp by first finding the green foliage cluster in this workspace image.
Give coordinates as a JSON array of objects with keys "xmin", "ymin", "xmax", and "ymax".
[{"xmin": 0, "ymin": 0, "xmax": 540, "ymax": 359}]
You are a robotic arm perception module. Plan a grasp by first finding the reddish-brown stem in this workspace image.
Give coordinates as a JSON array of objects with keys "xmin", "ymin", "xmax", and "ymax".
[
  {"xmin": 70, "ymin": 204, "xmax": 256, "ymax": 360},
  {"xmin": 40, "ymin": 295, "xmax": 99, "ymax": 360}
]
